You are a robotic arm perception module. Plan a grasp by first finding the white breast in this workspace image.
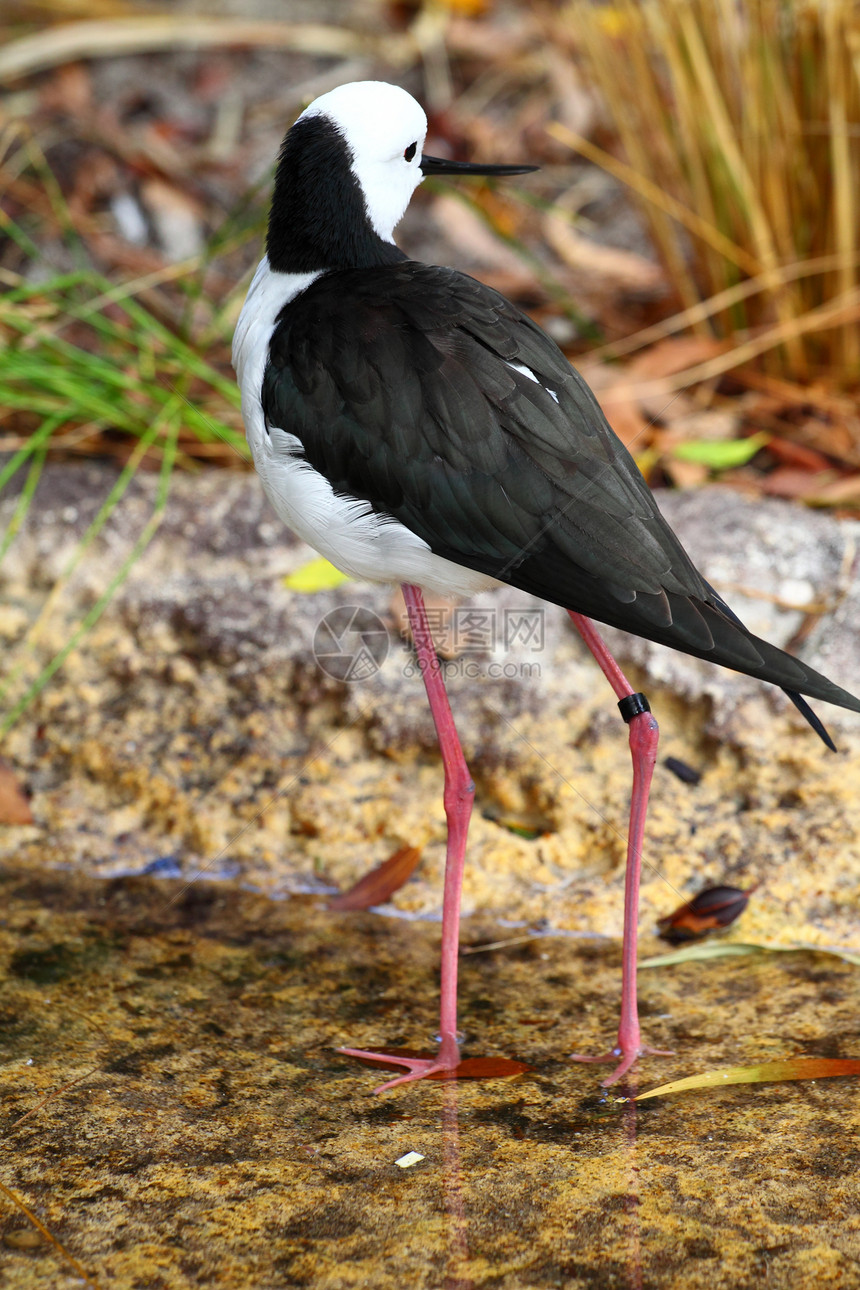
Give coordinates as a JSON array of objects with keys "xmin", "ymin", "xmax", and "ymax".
[{"xmin": 233, "ymin": 257, "xmax": 499, "ymax": 598}]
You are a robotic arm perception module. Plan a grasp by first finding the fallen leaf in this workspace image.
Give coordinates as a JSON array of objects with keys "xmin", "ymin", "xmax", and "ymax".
[
  {"xmin": 640, "ymin": 942, "xmax": 763, "ymax": 967},
  {"xmin": 800, "ymin": 418, "xmax": 860, "ymax": 469},
  {"xmin": 345, "ymin": 1048, "xmax": 531, "ymax": 1080},
  {"xmin": 661, "ymin": 407, "xmax": 741, "ymax": 443},
  {"xmin": 328, "ymin": 846, "xmax": 422, "ymax": 911},
  {"xmin": 600, "ymin": 387, "xmax": 653, "ymax": 449},
  {"xmin": 657, "ymin": 884, "xmax": 757, "ymax": 944},
  {"xmin": 498, "ymin": 821, "xmax": 545, "ymax": 840},
  {"xmin": 430, "ymin": 195, "xmax": 535, "ymax": 289},
  {"xmin": 283, "ymin": 557, "xmax": 352, "ymax": 592},
  {"xmin": 627, "ymin": 336, "xmax": 729, "ymax": 381},
  {"xmin": 661, "ymin": 457, "xmax": 709, "ymax": 490},
  {"xmin": 640, "ymin": 941, "xmax": 860, "ymax": 968},
  {"xmin": 671, "ymin": 431, "xmax": 769, "ymax": 470},
  {"xmin": 577, "ymin": 364, "xmax": 651, "ymax": 450},
  {"xmin": 394, "ymin": 1151, "xmax": 424, "ymax": 1168},
  {"xmin": 543, "ymin": 213, "xmax": 663, "ymax": 292},
  {"xmin": 436, "ymin": 0, "xmax": 490, "ymax": 15},
  {"xmin": 439, "ymin": 1056, "xmax": 532, "ymax": 1080},
  {"xmin": 733, "ymin": 367, "xmax": 857, "ymax": 418},
  {"xmin": 140, "ymin": 178, "xmax": 205, "ymax": 261},
  {"xmin": 663, "ymin": 756, "xmax": 702, "ymax": 785},
  {"xmin": 764, "ymin": 436, "xmax": 834, "ymax": 472},
  {"xmin": 3, "ymin": 1229, "xmax": 43, "ymax": 1251},
  {"xmin": 38, "ymin": 61, "xmax": 92, "ymax": 116},
  {"xmin": 806, "ymin": 472, "xmax": 860, "ymax": 507},
  {"xmin": 760, "ymin": 467, "xmax": 836, "ymax": 500},
  {"xmin": 0, "ymin": 761, "xmax": 32, "ymax": 825},
  {"xmin": 634, "ymin": 1057, "xmax": 860, "ymax": 1101}
]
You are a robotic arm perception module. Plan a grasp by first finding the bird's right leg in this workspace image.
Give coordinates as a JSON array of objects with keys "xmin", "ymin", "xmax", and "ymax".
[{"xmin": 338, "ymin": 582, "xmax": 474, "ymax": 1093}]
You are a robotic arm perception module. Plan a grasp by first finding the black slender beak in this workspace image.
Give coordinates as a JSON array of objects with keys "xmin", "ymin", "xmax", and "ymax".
[{"xmin": 420, "ymin": 154, "xmax": 538, "ymax": 178}]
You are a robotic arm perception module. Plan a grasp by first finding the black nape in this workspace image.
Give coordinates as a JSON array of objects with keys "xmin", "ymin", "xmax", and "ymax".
[{"xmin": 266, "ymin": 116, "xmax": 406, "ymax": 274}]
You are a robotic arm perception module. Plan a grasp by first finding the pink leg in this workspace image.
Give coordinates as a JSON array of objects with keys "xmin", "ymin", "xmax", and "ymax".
[
  {"xmin": 338, "ymin": 582, "xmax": 474, "ymax": 1092},
  {"xmin": 567, "ymin": 612, "xmax": 673, "ymax": 1086}
]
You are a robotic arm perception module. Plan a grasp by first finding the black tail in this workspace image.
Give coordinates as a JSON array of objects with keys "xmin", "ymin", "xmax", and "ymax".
[
  {"xmin": 476, "ymin": 543, "xmax": 860, "ymax": 741},
  {"xmin": 783, "ymin": 689, "xmax": 836, "ymax": 752},
  {"xmin": 708, "ymin": 585, "xmax": 839, "ymax": 751}
]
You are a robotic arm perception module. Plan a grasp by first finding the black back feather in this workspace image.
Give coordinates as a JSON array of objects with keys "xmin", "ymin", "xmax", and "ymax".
[{"xmin": 262, "ymin": 260, "xmax": 860, "ymax": 725}]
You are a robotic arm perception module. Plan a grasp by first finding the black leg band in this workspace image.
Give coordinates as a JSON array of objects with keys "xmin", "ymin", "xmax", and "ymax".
[{"xmin": 618, "ymin": 692, "xmax": 651, "ymax": 723}]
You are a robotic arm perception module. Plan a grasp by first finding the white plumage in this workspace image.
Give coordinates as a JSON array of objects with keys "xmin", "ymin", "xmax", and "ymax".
[{"xmin": 234, "ymin": 255, "xmax": 498, "ymax": 597}]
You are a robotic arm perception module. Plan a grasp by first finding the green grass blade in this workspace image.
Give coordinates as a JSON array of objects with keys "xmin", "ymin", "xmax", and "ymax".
[{"xmin": 0, "ymin": 410, "xmax": 180, "ymax": 737}]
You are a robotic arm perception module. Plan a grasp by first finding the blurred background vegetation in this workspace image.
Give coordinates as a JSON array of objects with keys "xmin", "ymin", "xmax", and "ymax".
[{"xmin": 1, "ymin": 0, "xmax": 860, "ymax": 727}]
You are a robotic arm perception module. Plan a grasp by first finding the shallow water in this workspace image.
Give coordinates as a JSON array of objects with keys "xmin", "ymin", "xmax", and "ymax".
[{"xmin": 1, "ymin": 866, "xmax": 858, "ymax": 1289}]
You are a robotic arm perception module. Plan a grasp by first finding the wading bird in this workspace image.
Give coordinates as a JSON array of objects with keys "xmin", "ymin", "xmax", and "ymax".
[{"xmin": 233, "ymin": 81, "xmax": 860, "ymax": 1090}]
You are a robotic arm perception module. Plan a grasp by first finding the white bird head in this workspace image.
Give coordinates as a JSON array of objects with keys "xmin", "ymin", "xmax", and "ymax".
[
  {"xmin": 298, "ymin": 81, "xmax": 428, "ymax": 244},
  {"xmin": 266, "ymin": 80, "xmax": 536, "ymax": 273}
]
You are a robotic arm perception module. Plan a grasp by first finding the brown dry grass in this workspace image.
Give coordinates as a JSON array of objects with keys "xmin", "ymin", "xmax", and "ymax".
[{"xmin": 544, "ymin": 0, "xmax": 860, "ymax": 387}]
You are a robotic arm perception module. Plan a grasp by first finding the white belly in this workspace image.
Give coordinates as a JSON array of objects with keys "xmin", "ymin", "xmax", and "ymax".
[{"xmin": 233, "ymin": 257, "xmax": 498, "ymax": 598}]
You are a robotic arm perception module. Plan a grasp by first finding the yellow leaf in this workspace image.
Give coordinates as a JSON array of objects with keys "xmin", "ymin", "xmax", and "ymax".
[
  {"xmin": 283, "ymin": 557, "xmax": 351, "ymax": 592},
  {"xmin": 596, "ymin": 7, "xmax": 630, "ymax": 37},
  {"xmin": 634, "ymin": 1057, "xmax": 860, "ymax": 1101},
  {"xmin": 438, "ymin": 0, "xmax": 490, "ymax": 14}
]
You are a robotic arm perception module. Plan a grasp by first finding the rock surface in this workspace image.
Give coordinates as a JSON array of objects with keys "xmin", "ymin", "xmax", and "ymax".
[{"xmin": 2, "ymin": 464, "xmax": 859, "ymax": 949}]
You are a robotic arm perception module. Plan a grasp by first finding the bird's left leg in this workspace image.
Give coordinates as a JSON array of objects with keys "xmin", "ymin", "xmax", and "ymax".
[
  {"xmin": 566, "ymin": 612, "xmax": 673, "ymax": 1087},
  {"xmin": 338, "ymin": 582, "xmax": 474, "ymax": 1093}
]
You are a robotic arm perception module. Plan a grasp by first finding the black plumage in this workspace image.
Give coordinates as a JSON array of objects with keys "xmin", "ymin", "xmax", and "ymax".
[
  {"xmin": 262, "ymin": 260, "xmax": 860, "ymax": 719},
  {"xmin": 266, "ymin": 116, "xmax": 405, "ymax": 274}
]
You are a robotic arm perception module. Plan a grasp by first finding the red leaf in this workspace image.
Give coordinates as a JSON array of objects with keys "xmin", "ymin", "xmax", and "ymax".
[
  {"xmin": 440, "ymin": 1057, "xmax": 532, "ymax": 1080},
  {"xmin": 765, "ymin": 436, "xmax": 833, "ymax": 472},
  {"xmin": 0, "ymin": 760, "xmax": 33, "ymax": 825},
  {"xmin": 345, "ymin": 1048, "xmax": 531, "ymax": 1080},
  {"xmin": 760, "ymin": 466, "xmax": 835, "ymax": 500},
  {"xmin": 657, "ymin": 883, "xmax": 758, "ymax": 944},
  {"xmin": 328, "ymin": 846, "xmax": 421, "ymax": 911}
]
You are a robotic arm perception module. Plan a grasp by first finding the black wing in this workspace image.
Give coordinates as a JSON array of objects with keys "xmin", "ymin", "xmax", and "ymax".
[{"xmin": 262, "ymin": 261, "xmax": 860, "ymax": 715}]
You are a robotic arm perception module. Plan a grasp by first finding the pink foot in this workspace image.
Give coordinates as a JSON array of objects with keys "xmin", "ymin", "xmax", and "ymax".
[
  {"xmin": 570, "ymin": 1043, "xmax": 674, "ymax": 1088},
  {"xmin": 338, "ymin": 1033, "xmax": 461, "ymax": 1094}
]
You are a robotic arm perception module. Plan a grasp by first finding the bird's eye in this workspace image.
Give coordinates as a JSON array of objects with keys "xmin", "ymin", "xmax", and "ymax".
[{"xmin": 404, "ymin": 142, "xmax": 417, "ymax": 162}]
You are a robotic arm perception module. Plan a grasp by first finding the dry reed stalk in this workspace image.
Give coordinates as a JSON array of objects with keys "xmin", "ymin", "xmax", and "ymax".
[{"xmin": 548, "ymin": 0, "xmax": 860, "ymax": 389}]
